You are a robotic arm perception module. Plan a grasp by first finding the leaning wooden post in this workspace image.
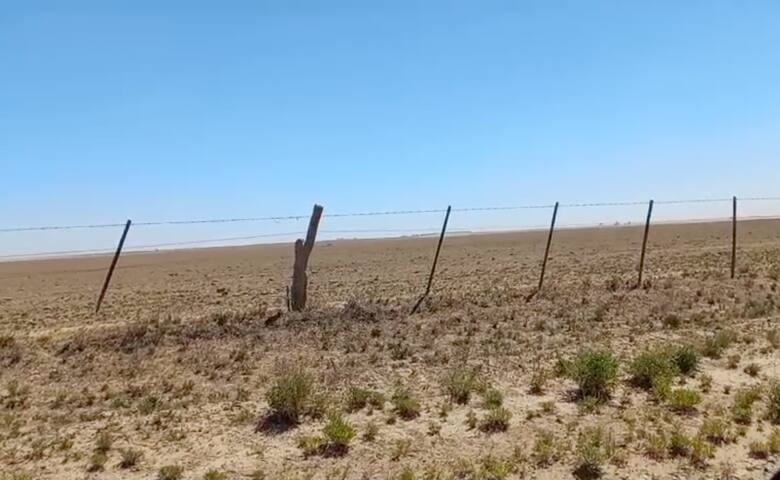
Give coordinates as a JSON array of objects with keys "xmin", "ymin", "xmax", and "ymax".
[
  {"xmin": 731, "ymin": 195, "xmax": 737, "ymax": 279},
  {"xmin": 537, "ymin": 201, "xmax": 559, "ymax": 292},
  {"xmin": 95, "ymin": 219, "xmax": 131, "ymax": 313},
  {"xmin": 290, "ymin": 204, "xmax": 324, "ymax": 311},
  {"xmin": 636, "ymin": 200, "xmax": 654, "ymax": 288},
  {"xmin": 410, "ymin": 206, "xmax": 451, "ymax": 314}
]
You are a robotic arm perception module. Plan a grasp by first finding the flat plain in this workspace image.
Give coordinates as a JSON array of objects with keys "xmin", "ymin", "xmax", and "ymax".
[{"xmin": 2, "ymin": 219, "xmax": 780, "ymax": 480}]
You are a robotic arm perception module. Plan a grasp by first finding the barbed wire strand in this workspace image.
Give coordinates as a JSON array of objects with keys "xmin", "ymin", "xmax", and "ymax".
[{"xmin": 1, "ymin": 196, "xmax": 779, "ymax": 234}]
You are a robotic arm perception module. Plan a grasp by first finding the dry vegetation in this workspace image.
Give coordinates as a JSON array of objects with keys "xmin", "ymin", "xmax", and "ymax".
[{"xmin": 2, "ymin": 219, "xmax": 780, "ymax": 479}]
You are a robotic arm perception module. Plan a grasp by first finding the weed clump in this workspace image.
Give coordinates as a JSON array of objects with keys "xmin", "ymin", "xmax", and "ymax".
[
  {"xmin": 265, "ymin": 368, "xmax": 313, "ymax": 424},
  {"xmin": 157, "ymin": 465, "xmax": 184, "ymax": 480},
  {"xmin": 345, "ymin": 387, "xmax": 385, "ymax": 412},
  {"xmin": 392, "ymin": 388, "xmax": 421, "ymax": 420},
  {"xmin": 568, "ymin": 349, "xmax": 619, "ymax": 401},
  {"xmin": 767, "ymin": 382, "xmax": 780, "ymax": 424},
  {"xmin": 479, "ymin": 407, "xmax": 511, "ymax": 433},
  {"xmin": 732, "ymin": 386, "xmax": 762, "ymax": 424},
  {"xmin": 119, "ymin": 448, "xmax": 143, "ymax": 469},
  {"xmin": 667, "ymin": 388, "xmax": 701, "ymax": 414},
  {"xmin": 442, "ymin": 367, "xmax": 480, "ymax": 404},
  {"xmin": 573, "ymin": 426, "xmax": 614, "ymax": 479},
  {"xmin": 322, "ymin": 414, "xmax": 356, "ymax": 455}
]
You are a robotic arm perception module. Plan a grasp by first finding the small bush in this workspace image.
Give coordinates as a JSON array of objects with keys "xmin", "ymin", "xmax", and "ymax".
[
  {"xmin": 568, "ymin": 349, "xmax": 619, "ymax": 401},
  {"xmin": 158, "ymin": 465, "xmax": 184, "ymax": 480},
  {"xmin": 392, "ymin": 388, "xmax": 421, "ymax": 420},
  {"xmin": 391, "ymin": 438, "xmax": 412, "ymax": 461},
  {"xmin": 529, "ymin": 369, "xmax": 547, "ymax": 395},
  {"xmin": 768, "ymin": 329, "xmax": 780, "ymax": 350},
  {"xmin": 346, "ymin": 387, "xmax": 384, "ymax": 412},
  {"xmin": 629, "ymin": 348, "xmax": 677, "ymax": 390},
  {"xmin": 689, "ymin": 435, "xmax": 714, "ymax": 466},
  {"xmin": 363, "ymin": 421, "xmax": 378, "ymax": 441},
  {"xmin": 95, "ymin": 431, "xmax": 113, "ymax": 454},
  {"xmin": 667, "ymin": 388, "xmax": 701, "ymax": 414},
  {"xmin": 265, "ymin": 369, "xmax": 313, "ymax": 424},
  {"xmin": 574, "ymin": 426, "xmax": 614, "ymax": 479},
  {"xmin": 533, "ymin": 430, "xmax": 561, "ymax": 467},
  {"xmin": 744, "ymin": 363, "xmax": 761, "ymax": 377},
  {"xmin": 670, "ymin": 345, "xmax": 699, "ymax": 375},
  {"xmin": 732, "ymin": 386, "xmax": 762, "ymax": 424},
  {"xmin": 203, "ymin": 470, "xmax": 227, "ymax": 480},
  {"xmin": 479, "ymin": 407, "xmax": 511, "ymax": 433},
  {"xmin": 481, "ymin": 388, "xmax": 503, "ymax": 408},
  {"xmin": 767, "ymin": 383, "xmax": 780, "ymax": 424},
  {"xmin": 667, "ymin": 426, "xmax": 691, "ymax": 457},
  {"xmin": 322, "ymin": 414, "xmax": 356, "ymax": 452},
  {"xmin": 699, "ymin": 418, "xmax": 730, "ymax": 445},
  {"xmin": 297, "ymin": 434, "xmax": 324, "ymax": 457},
  {"xmin": 749, "ymin": 440, "xmax": 770, "ymax": 459},
  {"xmin": 119, "ymin": 448, "xmax": 143, "ymax": 469},
  {"xmin": 442, "ymin": 367, "xmax": 480, "ymax": 404},
  {"xmin": 701, "ymin": 330, "xmax": 736, "ymax": 359},
  {"xmin": 87, "ymin": 451, "xmax": 107, "ymax": 472}
]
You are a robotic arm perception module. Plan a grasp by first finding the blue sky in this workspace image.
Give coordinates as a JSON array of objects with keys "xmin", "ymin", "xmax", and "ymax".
[{"xmin": 2, "ymin": 1, "xmax": 780, "ymax": 256}]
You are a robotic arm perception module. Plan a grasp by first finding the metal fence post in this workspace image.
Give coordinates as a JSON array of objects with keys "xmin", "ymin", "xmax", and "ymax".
[
  {"xmin": 95, "ymin": 219, "xmax": 131, "ymax": 313},
  {"xmin": 410, "ymin": 206, "xmax": 451, "ymax": 314},
  {"xmin": 637, "ymin": 200, "xmax": 654, "ymax": 288}
]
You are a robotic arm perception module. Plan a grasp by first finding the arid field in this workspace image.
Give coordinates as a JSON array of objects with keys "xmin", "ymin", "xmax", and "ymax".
[{"xmin": 2, "ymin": 219, "xmax": 780, "ymax": 480}]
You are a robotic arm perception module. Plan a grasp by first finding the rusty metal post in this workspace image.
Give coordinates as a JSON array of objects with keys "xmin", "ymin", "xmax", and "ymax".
[
  {"xmin": 537, "ymin": 201, "xmax": 559, "ymax": 292},
  {"xmin": 637, "ymin": 200, "xmax": 654, "ymax": 288},
  {"xmin": 411, "ymin": 206, "xmax": 451, "ymax": 314},
  {"xmin": 731, "ymin": 195, "xmax": 737, "ymax": 279},
  {"xmin": 95, "ymin": 219, "xmax": 131, "ymax": 313}
]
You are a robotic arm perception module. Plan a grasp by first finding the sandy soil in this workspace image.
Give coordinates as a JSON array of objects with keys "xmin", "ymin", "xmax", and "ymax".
[{"xmin": 2, "ymin": 219, "xmax": 780, "ymax": 479}]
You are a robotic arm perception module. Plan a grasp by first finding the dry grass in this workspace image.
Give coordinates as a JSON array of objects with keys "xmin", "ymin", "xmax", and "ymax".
[{"xmin": 1, "ymin": 219, "xmax": 780, "ymax": 479}]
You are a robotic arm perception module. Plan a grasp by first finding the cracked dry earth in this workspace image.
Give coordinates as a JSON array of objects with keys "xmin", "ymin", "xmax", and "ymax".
[{"xmin": 2, "ymin": 219, "xmax": 780, "ymax": 480}]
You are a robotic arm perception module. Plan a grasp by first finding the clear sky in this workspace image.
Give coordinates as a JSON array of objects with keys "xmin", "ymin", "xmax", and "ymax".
[{"xmin": 2, "ymin": 1, "xmax": 780, "ymax": 257}]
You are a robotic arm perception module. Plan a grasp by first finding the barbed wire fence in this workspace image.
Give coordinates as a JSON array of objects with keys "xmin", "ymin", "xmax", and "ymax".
[{"xmin": 1, "ymin": 196, "xmax": 779, "ymax": 313}]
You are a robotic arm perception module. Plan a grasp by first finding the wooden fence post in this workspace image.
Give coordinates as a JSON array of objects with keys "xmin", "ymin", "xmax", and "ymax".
[
  {"xmin": 537, "ymin": 201, "xmax": 559, "ymax": 292},
  {"xmin": 637, "ymin": 200, "xmax": 654, "ymax": 288},
  {"xmin": 290, "ymin": 204, "xmax": 324, "ymax": 311},
  {"xmin": 731, "ymin": 195, "xmax": 737, "ymax": 279},
  {"xmin": 410, "ymin": 206, "xmax": 451, "ymax": 314},
  {"xmin": 95, "ymin": 219, "xmax": 131, "ymax": 313}
]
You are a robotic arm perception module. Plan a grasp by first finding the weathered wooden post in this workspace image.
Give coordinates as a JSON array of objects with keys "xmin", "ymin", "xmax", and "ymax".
[
  {"xmin": 637, "ymin": 200, "xmax": 654, "ymax": 288},
  {"xmin": 95, "ymin": 219, "xmax": 131, "ymax": 313},
  {"xmin": 290, "ymin": 204, "xmax": 324, "ymax": 311},
  {"xmin": 731, "ymin": 195, "xmax": 737, "ymax": 279},
  {"xmin": 410, "ymin": 206, "xmax": 451, "ymax": 314}
]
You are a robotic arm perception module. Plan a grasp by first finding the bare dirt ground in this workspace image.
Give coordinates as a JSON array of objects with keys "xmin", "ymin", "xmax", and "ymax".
[{"xmin": 2, "ymin": 219, "xmax": 780, "ymax": 480}]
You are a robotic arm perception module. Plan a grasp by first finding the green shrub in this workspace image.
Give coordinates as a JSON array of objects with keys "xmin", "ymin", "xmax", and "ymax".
[
  {"xmin": 629, "ymin": 348, "xmax": 676, "ymax": 390},
  {"xmin": 479, "ymin": 407, "xmax": 511, "ymax": 433},
  {"xmin": 203, "ymin": 470, "xmax": 227, "ymax": 480},
  {"xmin": 265, "ymin": 369, "xmax": 313, "ymax": 424},
  {"xmin": 574, "ymin": 426, "xmax": 614, "ymax": 479},
  {"xmin": 532, "ymin": 430, "xmax": 561, "ymax": 467},
  {"xmin": 442, "ymin": 367, "xmax": 480, "ymax": 404},
  {"xmin": 667, "ymin": 388, "xmax": 701, "ymax": 414},
  {"xmin": 157, "ymin": 465, "xmax": 184, "ymax": 480},
  {"xmin": 667, "ymin": 426, "xmax": 691, "ymax": 457},
  {"xmin": 767, "ymin": 382, "xmax": 780, "ymax": 424},
  {"xmin": 568, "ymin": 349, "xmax": 619, "ymax": 401},
  {"xmin": 363, "ymin": 421, "xmax": 378, "ymax": 441},
  {"xmin": 732, "ymin": 386, "xmax": 762, "ymax": 424},
  {"xmin": 87, "ymin": 451, "xmax": 107, "ymax": 472},
  {"xmin": 749, "ymin": 440, "xmax": 770, "ymax": 459},
  {"xmin": 119, "ymin": 448, "xmax": 143, "ymax": 469},
  {"xmin": 322, "ymin": 414, "xmax": 356, "ymax": 451},
  {"xmin": 481, "ymin": 388, "xmax": 503, "ymax": 409},
  {"xmin": 95, "ymin": 430, "xmax": 113, "ymax": 454},
  {"xmin": 392, "ymin": 388, "xmax": 421, "ymax": 420},
  {"xmin": 297, "ymin": 434, "xmax": 324, "ymax": 457},
  {"xmin": 701, "ymin": 330, "xmax": 736, "ymax": 359},
  {"xmin": 670, "ymin": 345, "xmax": 699, "ymax": 375},
  {"xmin": 698, "ymin": 418, "xmax": 730, "ymax": 445},
  {"xmin": 346, "ymin": 387, "xmax": 384, "ymax": 412},
  {"xmin": 529, "ymin": 369, "xmax": 547, "ymax": 395}
]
